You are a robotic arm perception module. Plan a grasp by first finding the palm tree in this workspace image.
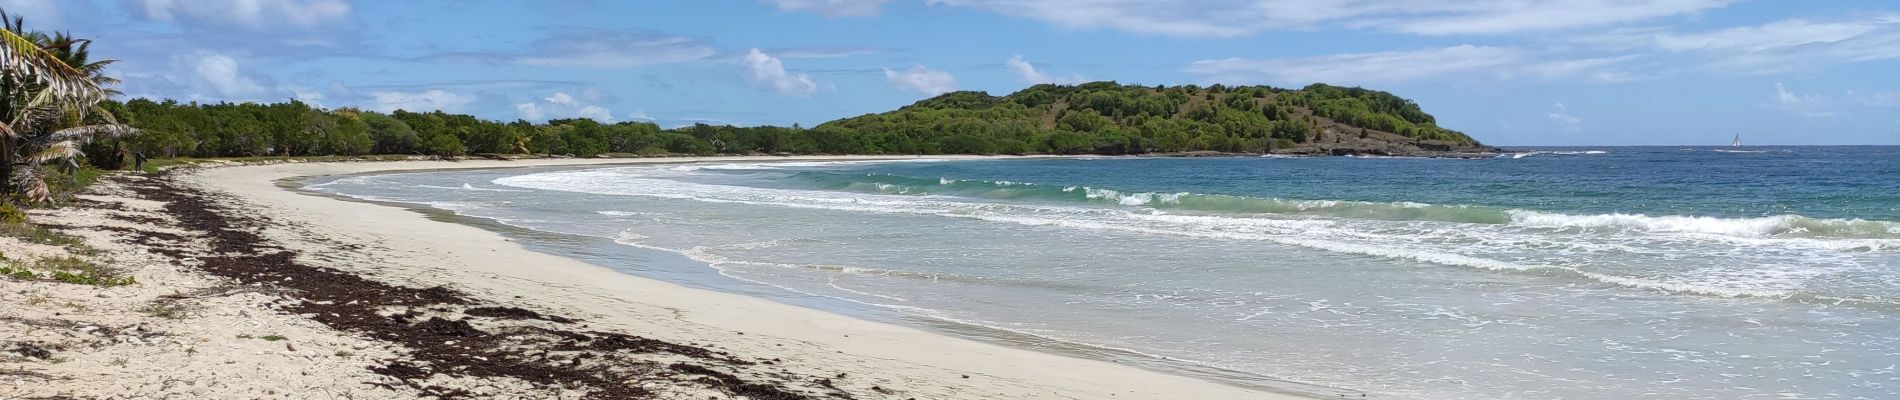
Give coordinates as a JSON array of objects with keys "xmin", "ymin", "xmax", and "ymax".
[{"xmin": 1, "ymin": 8, "xmax": 133, "ymax": 203}]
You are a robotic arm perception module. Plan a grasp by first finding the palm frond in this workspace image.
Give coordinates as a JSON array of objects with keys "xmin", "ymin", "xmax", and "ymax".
[
  {"xmin": 7, "ymin": 87, "xmax": 61, "ymax": 127},
  {"xmin": 48, "ymin": 123, "xmax": 135, "ymax": 142},
  {"xmin": 31, "ymin": 140, "xmax": 77, "ymax": 164},
  {"xmin": 23, "ymin": 174, "xmax": 50, "ymax": 204},
  {"xmin": 86, "ymin": 103, "xmax": 120, "ymax": 124},
  {"xmin": 1, "ymin": 28, "xmax": 106, "ymax": 104}
]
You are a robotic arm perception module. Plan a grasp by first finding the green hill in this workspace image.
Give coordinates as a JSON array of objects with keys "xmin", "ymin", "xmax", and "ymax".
[
  {"xmin": 101, "ymin": 82, "xmax": 1492, "ymax": 162},
  {"xmin": 819, "ymin": 82, "xmax": 1492, "ymax": 155}
]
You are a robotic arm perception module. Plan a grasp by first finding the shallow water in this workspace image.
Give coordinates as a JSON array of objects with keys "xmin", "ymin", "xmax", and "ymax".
[{"xmin": 310, "ymin": 146, "xmax": 1900, "ymax": 400}]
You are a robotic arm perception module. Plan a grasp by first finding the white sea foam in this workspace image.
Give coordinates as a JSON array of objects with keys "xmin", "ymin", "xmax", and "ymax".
[
  {"xmin": 1507, "ymin": 210, "xmax": 1899, "ymax": 238},
  {"xmin": 614, "ymin": 229, "xmax": 649, "ymax": 242},
  {"xmin": 1080, "ymin": 187, "xmax": 1188, "ymax": 206},
  {"xmin": 304, "ymin": 175, "xmax": 384, "ymax": 190},
  {"xmin": 671, "ymin": 159, "xmax": 953, "ymax": 172},
  {"xmin": 1506, "ymin": 150, "xmax": 1609, "ymax": 159},
  {"xmin": 416, "ymin": 183, "xmax": 530, "ymax": 192},
  {"xmin": 935, "ymin": 177, "xmax": 1035, "ymax": 187},
  {"xmin": 489, "ymin": 166, "xmax": 1898, "ymax": 303},
  {"xmin": 460, "ymin": 183, "xmax": 528, "ymax": 192}
]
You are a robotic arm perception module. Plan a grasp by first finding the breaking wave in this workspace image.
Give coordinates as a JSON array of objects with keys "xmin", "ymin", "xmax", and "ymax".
[{"xmin": 789, "ymin": 171, "xmax": 1900, "ymax": 239}]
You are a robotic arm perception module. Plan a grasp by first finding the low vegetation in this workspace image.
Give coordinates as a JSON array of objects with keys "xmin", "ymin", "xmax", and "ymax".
[
  {"xmin": 0, "ymin": 222, "xmax": 99, "ymax": 255},
  {"xmin": 88, "ymin": 82, "xmax": 1483, "ymax": 163},
  {"xmin": 0, "ymin": 252, "xmax": 134, "ymax": 287}
]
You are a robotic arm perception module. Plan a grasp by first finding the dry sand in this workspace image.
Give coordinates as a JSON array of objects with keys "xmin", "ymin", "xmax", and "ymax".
[{"xmin": 4, "ymin": 156, "xmax": 1324, "ymax": 399}]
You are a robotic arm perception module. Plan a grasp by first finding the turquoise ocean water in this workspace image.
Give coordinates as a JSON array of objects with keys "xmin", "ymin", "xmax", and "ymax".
[{"xmin": 311, "ymin": 146, "xmax": 1900, "ymax": 400}]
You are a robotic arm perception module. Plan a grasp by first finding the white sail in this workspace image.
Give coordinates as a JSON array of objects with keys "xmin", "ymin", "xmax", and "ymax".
[{"xmin": 1731, "ymin": 134, "xmax": 1741, "ymax": 148}]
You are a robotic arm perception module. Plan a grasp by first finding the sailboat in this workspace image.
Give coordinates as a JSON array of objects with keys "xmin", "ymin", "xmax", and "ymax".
[{"xmin": 1716, "ymin": 134, "xmax": 1762, "ymax": 153}]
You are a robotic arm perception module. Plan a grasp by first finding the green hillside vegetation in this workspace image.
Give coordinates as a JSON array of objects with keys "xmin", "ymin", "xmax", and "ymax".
[
  {"xmin": 819, "ymin": 82, "xmax": 1481, "ymax": 155},
  {"xmin": 93, "ymin": 82, "xmax": 1483, "ymax": 165},
  {"xmin": 1, "ymin": 4, "xmax": 1494, "ymax": 205}
]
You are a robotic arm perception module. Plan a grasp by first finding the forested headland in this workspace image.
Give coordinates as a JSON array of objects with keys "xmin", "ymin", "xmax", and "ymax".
[
  {"xmin": 5, "ymin": 3, "xmax": 1497, "ymax": 205},
  {"xmin": 92, "ymin": 81, "xmax": 1494, "ymax": 167}
]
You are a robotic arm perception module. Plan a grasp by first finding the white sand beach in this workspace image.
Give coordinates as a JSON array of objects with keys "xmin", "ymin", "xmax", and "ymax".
[{"xmin": 3, "ymin": 156, "xmax": 1319, "ymax": 399}]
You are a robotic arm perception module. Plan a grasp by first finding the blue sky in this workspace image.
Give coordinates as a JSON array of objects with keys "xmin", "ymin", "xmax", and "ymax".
[{"xmin": 4, "ymin": 0, "xmax": 1898, "ymax": 145}]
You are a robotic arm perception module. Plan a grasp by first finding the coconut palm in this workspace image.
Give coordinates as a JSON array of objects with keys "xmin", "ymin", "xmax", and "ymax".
[{"xmin": 1, "ymin": 8, "xmax": 133, "ymax": 203}]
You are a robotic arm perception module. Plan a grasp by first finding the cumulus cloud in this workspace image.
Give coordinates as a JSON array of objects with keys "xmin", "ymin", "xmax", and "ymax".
[
  {"xmin": 174, "ymin": 50, "xmax": 270, "ymax": 99},
  {"xmin": 1006, "ymin": 55, "xmax": 1085, "ymax": 84},
  {"xmin": 513, "ymin": 30, "xmax": 718, "ymax": 68},
  {"xmin": 883, "ymin": 66, "xmax": 958, "ymax": 96},
  {"xmin": 515, "ymin": 91, "xmax": 617, "ymax": 122},
  {"xmin": 925, "ymin": 0, "xmax": 1732, "ymax": 37},
  {"xmin": 282, "ymin": 85, "xmax": 327, "ymax": 107},
  {"xmin": 367, "ymin": 90, "xmax": 477, "ymax": 113},
  {"xmin": 742, "ymin": 49, "xmax": 819, "ymax": 96},
  {"xmin": 1770, "ymin": 83, "xmax": 1840, "ymax": 118},
  {"xmin": 128, "ymin": 0, "xmax": 353, "ymax": 30},
  {"xmin": 1547, "ymin": 103, "xmax": 1582, "ymax": 131},
  {"xmin": 765, "ymin": 0, "xmax": 888, "ymax": 17}
]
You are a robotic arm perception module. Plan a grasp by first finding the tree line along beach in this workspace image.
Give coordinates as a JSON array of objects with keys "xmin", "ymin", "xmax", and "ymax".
[{"xmin": 6, "ymin": 3, "xmax": 1898, "ymax": 400}]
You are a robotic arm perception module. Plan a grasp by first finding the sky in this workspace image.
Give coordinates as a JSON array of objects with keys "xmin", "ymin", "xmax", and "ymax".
[{"xmin": 4, "ymin": 0, "xmax": 1898, "ymax": 146}]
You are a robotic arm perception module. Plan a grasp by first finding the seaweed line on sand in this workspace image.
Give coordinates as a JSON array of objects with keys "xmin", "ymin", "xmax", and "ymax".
[{"xmin": 115, "ymin": 174, "xmax": 853, "ymax": 399}]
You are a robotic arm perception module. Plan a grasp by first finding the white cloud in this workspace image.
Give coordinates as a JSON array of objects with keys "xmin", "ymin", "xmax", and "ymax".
[
  {"xmin": 1770, "ymin": 83, "xmax": 1840, "ymax": 118},
  {"xmin": 130, "ymin": 0, "xmax": 352, "ymax": 30},
  {"xmin": 925, "ymin": 0, "xmax": 1300, "ymax": 37},
  {"xmin": 514, "ymin": 91, "xmax": 616, "ymax": 122},
  {"xmin": 514, "ymin": 103, "xmax": 545, "ymax": 121},
  {"xmin": 1186, "ymin": 45, "xmax": 1648, "ymax": 86},
  {"xmin": 368, "ymin": 90, "xmax": 476, "ymax": 113},
  {"xmin": 1848, "ymin": 90, "xmax": 1900, "ymax": 108},
  {"xmin": 742, "ymin": 49, "xmax": 819, "ymax": 96},
  {"xmin": 925, "ymin": 0, "xmax": 1732, "ymax": 37},
  {"xmin": 283, "ymin": 85, "xmax": 326, "ymax": 107},
  {"xmin": 515, "ymin": 30, "xmax": 718, "ymax": 68},
  {"xmin": 765, "ymin": 0, "xmax": 888, "ymax": 17},
  {"xmin": 1185, "ymin": 45, "xmax": 1524, "ymax": 85},
  {"xmin": 627, "ymin": 110, "xmax": 656, "ymax": 122},
  {"xmin": 1520, "ymin": 55, "xmax": 1645, "ymax": 83},
  {"xmin": 883, "ymin": 66, "xmax": 958, "ymax": 96},
  {"xmin": 768, "ymin": 46, "xmax": 891, "ymax": 58},
  {"xmin": 1547, "ymin": 103, "xmax": 1582, "ymax": 131},
  {"xmin": 1006, "ymin": 55, "xmax": 1085, "ymax": 84},
  {"xmin": 174, "ymin": 50, "xmax": 270, "ymax": 99},
  {"xmin": 1640, "ymin": 14, "xmax": 1900, "ymax": 74},
  {"xmin": 1369, "ymin": 0, "xmax": 1733, "ymax": 36}
]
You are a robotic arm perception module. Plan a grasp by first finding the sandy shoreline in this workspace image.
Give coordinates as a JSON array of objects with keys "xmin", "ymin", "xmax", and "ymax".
[{"xmin": 64, "ymin": 155, "xmax": 1323, "ymax": 398}]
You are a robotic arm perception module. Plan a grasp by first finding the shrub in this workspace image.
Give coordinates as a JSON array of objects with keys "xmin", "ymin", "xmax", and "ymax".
[{"xmin": 0, "ymin": 205, "xmax": 23, "ymax": 224}]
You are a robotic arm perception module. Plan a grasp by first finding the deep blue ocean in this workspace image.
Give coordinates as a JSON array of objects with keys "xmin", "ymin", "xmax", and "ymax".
[
  {"xmin": 843, "ymin": 146, "xmax": 1900, "ymax": 221},
  {"xmin": 313, "ymin": 146, "xmax": 1900, "ymax": 400}
]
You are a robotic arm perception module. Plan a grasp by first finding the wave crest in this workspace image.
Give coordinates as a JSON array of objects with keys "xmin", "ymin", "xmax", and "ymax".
[
  {"xmin": 792, "ymin": 171, "xmax": 1899, "ymax": 240},
  {"xmin": 1508, "ymin": 211, "xmax": 1898, "ymax": 238}
]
